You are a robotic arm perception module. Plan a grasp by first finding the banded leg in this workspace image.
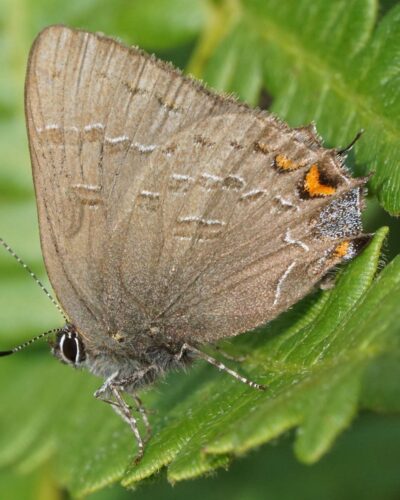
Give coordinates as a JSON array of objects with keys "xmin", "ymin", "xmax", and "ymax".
[
  {"xmin": 94, "ymin": 375, "xmax": 146, "ymax": 462},
  {"xmin": 95, "ymin": 390, "xmax": 133, "ymax": 426},
  {"xmin": 133, "ymin": 394, "xmax": 152, "ymax": 442},
  {"xmin": 111, "ymin": 386, "xmax": 145, "ymax": 463},
  {"xmin": 177, "ymin": 343, "xmax": 266, "ymax": 391}
]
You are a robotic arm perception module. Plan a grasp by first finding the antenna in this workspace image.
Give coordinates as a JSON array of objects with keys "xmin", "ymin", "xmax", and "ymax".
[
  {"xmin": 337, "ymin": 129, "xmax": 364, "ymax": 155},
  {"xmin": 0, "ymin": 327, "xmax": 61, "ymax": 356},
  {"xmin": 0, "ymin": 237, "xmax": 67, "ymax": 320}
]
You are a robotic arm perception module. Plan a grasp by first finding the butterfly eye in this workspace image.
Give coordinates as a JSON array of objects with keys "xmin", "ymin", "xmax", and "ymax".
[{"xmin": 58, "ymin": 331, "xmax": 85, "ymax": 365}]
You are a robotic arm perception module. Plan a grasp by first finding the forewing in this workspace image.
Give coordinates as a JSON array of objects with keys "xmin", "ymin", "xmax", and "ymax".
[{"xmin": 25, "ymin": 25, "xmax": 240, "ymax": 339}]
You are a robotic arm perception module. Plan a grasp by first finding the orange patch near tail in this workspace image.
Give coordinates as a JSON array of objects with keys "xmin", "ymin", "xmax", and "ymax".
[
  {"xmin": 304, "ymin": 164, "xmax": 336, "ymax": 197},
  {"xmin": 333, "ymin": 241, "xmax": 350, "ymax": 259}
]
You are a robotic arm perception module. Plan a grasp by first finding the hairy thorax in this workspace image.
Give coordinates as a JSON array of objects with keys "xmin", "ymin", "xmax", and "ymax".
[{"xmin": 82, "ymin": 327, "xmax": 193, "ymax": 391}]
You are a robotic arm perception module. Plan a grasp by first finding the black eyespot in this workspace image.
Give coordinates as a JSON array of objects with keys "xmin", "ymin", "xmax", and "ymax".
[{"xmin": 54, "ymin": 325, "xmax": 86, "ymax": 366}]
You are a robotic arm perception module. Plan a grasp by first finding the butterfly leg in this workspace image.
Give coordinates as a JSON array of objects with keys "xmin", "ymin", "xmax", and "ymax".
[
  {"xmin": 177, "ymin": 343, "xmax": 266, "ymax": 391},
  {"xmin": 110, "ymin": 386, "xmax": 145, "ymax": 462},
  {"xmin": 109, "ymin": 366, "xmax": 154, "ymax": 442},
  {"xmin": 95, "ymin": 391, "xmax": 151, "ymax": 442},
  {"xmin": 94, "ymin": 390, "xmax": 133, "ymax": 427},
  {"xmin": 94, "ymin": 376, "xmax": 145, "ymax": 462},
  {"xmin": 132, "ymin": 394, "xmax": 152, "ymax": 442}
]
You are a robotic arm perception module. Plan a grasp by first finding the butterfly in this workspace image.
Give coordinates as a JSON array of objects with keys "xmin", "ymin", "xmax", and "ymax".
[{"xmin": 1, "ymin": 25, "xmax": 368, "ymax": 461}]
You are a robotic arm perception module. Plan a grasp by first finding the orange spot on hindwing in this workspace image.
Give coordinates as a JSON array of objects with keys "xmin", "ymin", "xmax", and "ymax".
[
  {"xmin": 275, "ymin": 154, "xmax": 304, "ymax": 171},
  {"xmin": 333, "ymin": 241, "xmax": 350, "ymax": 259},
  {"xmin": 303, "ymin": 164, "xmax": 336, "ymax": 197}
]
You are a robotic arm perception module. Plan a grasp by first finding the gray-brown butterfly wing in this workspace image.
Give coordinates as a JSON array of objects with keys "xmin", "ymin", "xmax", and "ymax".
[
  {"xmin": 25, "ymin": 25, "xmax": 241, "ymax": 340},
  {"xmin": 26, "ymin": 25, "xmax": 365, "ymax": 348},
  {"xmin": 116, "ymin": 111, "xmax": 366, "ymax": 343}
]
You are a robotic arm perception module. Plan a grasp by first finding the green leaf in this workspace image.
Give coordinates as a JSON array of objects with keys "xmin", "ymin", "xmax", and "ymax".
[
  {"xmin": 200, "ymin": 0, "xmax": 400, "ymax": 214},
  {"xmin": 203, "ymin": 25, "xmax": 264, "ymax": 105},
  {"xmin": 88, "ymin": 413, "xmax": 400, "ymax": 500},
  {"xmin": 361, "ymin": 353, "xmax": 400, "ymax": 413},
  {"xmin": 0, "ymin": 466, "xmax": 59, "ymax": 500}
]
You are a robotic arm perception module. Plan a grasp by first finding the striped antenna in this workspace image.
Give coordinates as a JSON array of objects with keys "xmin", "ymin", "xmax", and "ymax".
[
  {"xmin": 0, "ymin": 327, "xmax": 61, "ymax": 356},
  {"xmin": 0, "ymin": 237, "xmax": 67, "ymax": 320}
]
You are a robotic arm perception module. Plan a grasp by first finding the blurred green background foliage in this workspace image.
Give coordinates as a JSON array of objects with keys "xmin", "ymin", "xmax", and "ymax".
[{"xmin": 1, "ymin": 0, "xmax": 400, "ymax": 498}]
